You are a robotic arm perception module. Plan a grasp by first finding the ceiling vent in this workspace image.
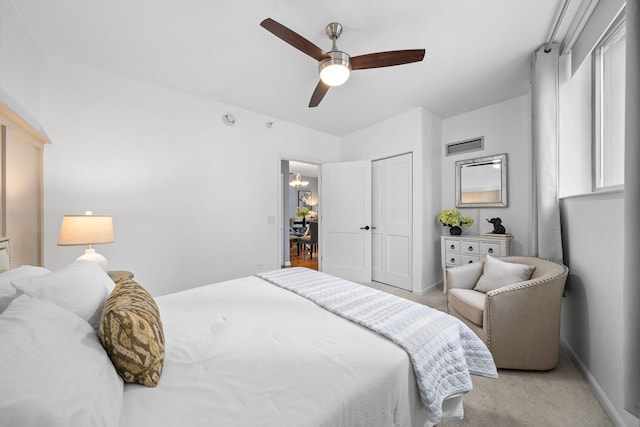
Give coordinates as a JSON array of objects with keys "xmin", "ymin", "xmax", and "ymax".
[{"xmin": 445, "ymin": 137, "xmax": 484, "ymax": 156}]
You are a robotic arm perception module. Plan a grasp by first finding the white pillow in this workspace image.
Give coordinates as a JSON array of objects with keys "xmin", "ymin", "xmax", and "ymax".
[
  {"xmin": 11, "ymin": 261, "xmax": 114, "ymax": 328},
  {"xmin": 0, "ymin": 265, "xmax": 51, "ymax": 313},
  {"xmin": 474, "ymin": 255, "xmax": 536, "ymax": 293},
  {"xmin": 0, "ymin": 295, "xmax": 123, "ymax": 427}
]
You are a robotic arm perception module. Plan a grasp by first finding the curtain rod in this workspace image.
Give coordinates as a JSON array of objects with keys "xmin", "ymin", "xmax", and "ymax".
[{"xmin": 545, "ymin": 0, "xmax": 572, "ymax": 52}]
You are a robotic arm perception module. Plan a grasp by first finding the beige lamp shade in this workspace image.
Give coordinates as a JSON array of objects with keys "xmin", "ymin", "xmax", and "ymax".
[
  {"xmin": 58, "ymin": 214, "xmax": 114, "ymax": 270},
  {"xmin": 58, "ymin": 215, "xmax": 114, "ymax": 246}
]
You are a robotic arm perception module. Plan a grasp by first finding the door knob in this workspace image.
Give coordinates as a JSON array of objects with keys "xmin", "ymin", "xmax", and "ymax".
[{"xmin": 360, "ymin": 226, "xmax": 370, "ymax": 230}]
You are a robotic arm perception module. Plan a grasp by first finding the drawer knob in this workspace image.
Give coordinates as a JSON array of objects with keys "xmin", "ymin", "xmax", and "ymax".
[
  {"xmin": 468, "ymin": 246, "xmax": 474, "ymax": 251},
  {"xmin": 488, "ymin": 248, "xmax": 494, "ymax": 254},
  {"xmin": 450, "ymin": 244, "xmax": 455, "ymax": 249},
  {"xmin": 450, "ymin": 258, "xmax": 456, "ymax": 263},
  {"xmin": 468, "ymin": 260, "xmax": 474, "ymax": 264}
]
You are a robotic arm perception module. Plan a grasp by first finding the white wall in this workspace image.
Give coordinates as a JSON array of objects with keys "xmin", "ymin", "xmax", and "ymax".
[
  {"xmin": 558, "ymin": 51, "xmax": 633, "ymax": 427},
  {"xmin": 40, "ymin": 56, "xmax": 340, "ymax": 296},
  {"xmin": 560, "ymin": 192, "xmax": 629, "ymax": 427},
  {"xmin": 0, "ymin": 1, "xmax": 44, "ymax": 131},
  {"xmin": 340, "ymin": 107, "xmax": 442, "ymax": 293},
  {"xmin": 421, "ymin": 109, "xmax": 443, "ymax": 291},
  {"xmin": 441, "ymin": 94, "xmax": 533, "ymax": 257}
]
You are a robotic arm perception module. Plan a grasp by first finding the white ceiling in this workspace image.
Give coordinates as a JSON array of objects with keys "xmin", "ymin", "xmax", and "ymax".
[
  {"xmin": 289, "ymin": 161, "xmax": 319, "ymax": 178},
  {"xmin": 13, "ymin": 0, "xmax": 577, "ymax": 137}
]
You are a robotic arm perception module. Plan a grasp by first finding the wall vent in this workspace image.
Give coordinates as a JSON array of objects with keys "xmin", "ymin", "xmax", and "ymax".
[{"xmin": 445, "ymin": 137, "xmax": 484, "ymax": 156}]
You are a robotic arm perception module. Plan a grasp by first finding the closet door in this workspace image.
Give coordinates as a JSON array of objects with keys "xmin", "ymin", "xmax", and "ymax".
[
  {"xmin": 372, "ymin": 153, "xmax": 412, "ymax": 290},
  {"xmin": 1, "ymin": 103, "xmax": 49, "ymax": 267}
]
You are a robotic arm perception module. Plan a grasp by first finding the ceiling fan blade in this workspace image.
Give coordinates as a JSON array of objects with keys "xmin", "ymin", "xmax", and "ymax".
[
  {"xmin": 309, "ymin": 81, "xmax": 330, "ymax": 107},
  {"xmin": 350, "ymin": 49, "xmax": 425, "ymax": 70},
  {"xmin": 260, "ymin": 18, "xmax": 329, "ymax": 62}
]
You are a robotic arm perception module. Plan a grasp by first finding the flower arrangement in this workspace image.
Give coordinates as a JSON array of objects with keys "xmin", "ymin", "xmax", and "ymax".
[
  {"xmin": 437, "ymin": 209, "xmax": 474, "ymax": 228},
  {"xmin": 296, "ymin": 206, "xmax": 309, "ymax": 217}
]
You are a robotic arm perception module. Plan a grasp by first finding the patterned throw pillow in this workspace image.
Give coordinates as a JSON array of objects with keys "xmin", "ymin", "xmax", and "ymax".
[{"xmin": 98, "ymin": 277, "xmax": 165, "ymax": 387}]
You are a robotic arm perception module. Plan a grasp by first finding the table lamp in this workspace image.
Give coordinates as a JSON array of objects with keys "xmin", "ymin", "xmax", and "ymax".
[{"xmin": 57, "ymin": 212, "xmax": 114, "ymax": 269}]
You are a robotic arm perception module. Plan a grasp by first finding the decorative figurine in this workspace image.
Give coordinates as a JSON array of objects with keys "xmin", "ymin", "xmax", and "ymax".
[{"xmin": 487, "ymin": 217, "xmax": 506, "ymax": 234}]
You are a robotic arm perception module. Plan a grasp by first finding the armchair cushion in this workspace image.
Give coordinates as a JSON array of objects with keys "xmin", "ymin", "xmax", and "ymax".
[
  {"xmin": 474, "ymin": 255, "xmax": 536, "ymax": 292},
  {"xmin": 448, "ymin": 288, "xmax": 485, "ymax": 327}
]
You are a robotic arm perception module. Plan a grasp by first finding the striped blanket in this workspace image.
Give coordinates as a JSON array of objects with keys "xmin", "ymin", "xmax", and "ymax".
[{"xmin": 256, "ymin": 267, "xmax": 498, "ymax": 423}]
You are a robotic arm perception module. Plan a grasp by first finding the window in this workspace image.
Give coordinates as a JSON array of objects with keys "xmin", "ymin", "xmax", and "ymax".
[{"xmin": 593, "ymin": 17, "xmax": 626, "ymax": 190}]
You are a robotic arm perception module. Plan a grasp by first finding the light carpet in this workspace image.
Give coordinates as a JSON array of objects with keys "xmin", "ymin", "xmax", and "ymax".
[{"xmin": 362, "ymin": 281, "xmax": 614, "ymax": 427}]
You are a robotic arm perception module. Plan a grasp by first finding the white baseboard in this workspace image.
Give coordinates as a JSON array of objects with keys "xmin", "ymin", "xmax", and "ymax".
[
  {"xmin": 561, "ymin": 339, "xmax": 629, "ymax": 427},
  {"xmin": 415, "ymin": 279, "xmax": 443, "ymax": 295}
]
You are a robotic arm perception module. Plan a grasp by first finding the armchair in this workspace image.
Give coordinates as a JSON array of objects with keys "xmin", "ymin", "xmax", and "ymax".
[{"xmin": 446, "ymin": 256, "xmax": 568, "ymax": 370}]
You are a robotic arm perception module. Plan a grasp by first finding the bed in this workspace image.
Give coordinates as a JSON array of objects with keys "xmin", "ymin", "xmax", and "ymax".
[{"xmin": 0, "ymin": 239, "xmax": 497, "ymax": 427}]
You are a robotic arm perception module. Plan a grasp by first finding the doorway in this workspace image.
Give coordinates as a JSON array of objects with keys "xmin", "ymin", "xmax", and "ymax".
[{"xmin": 281, "ymin": 160, "xmax": 320, "ymax": 270}]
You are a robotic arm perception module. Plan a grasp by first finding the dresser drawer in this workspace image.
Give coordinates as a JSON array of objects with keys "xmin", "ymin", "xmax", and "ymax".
[
  {"xmin": 461, "ymin": 241, "xmax": 480, "ymax": 255},
  {"xmin": 445, "ymin": 239, "xmax": 460, "ymax": 253},
  {"xmin": 446, "ymin": 254, "xmax": 461, "ymax": 267},
  {"xmin": 461, "ymin": 255, "xmax": 481, "ymax": 265},
  {"xmin": 481, "ymin": 242, "xmax": 502, "ymax": 256}
]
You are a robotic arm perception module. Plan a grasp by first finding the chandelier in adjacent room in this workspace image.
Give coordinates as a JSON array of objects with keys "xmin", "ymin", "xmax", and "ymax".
[{"xmin": 289, "ymin": 173, "xmax": 309, "ymax": 188}]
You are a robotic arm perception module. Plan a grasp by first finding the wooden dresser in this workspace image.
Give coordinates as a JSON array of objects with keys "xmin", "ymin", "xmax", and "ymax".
[{"xmin": 440, "ymin": 234, "xmax": 511, "ymax": 292}]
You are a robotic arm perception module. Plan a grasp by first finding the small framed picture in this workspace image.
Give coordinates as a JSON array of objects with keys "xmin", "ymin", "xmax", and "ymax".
[{"xmin": 298, "ymin": 191, "xmax": 312, "ymax": 209}]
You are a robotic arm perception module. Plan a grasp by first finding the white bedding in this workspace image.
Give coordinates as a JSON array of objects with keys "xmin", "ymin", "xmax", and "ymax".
[
  {"xmin": 119, "ymin": 275, "xmax": 441, "ymax": 427},
  {"xmin": 257, "ymin": 267, "xmax": 497, "ymax": 423}
]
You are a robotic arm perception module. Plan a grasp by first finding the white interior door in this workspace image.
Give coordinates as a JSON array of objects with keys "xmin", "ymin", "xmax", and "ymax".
[
  {"xmin": 372, "ymin": 154, "xmax": 412, "ymax": 290},
  {"xmin": 320, "ymin": 161, "xmax": 371, "ymax": 282}
]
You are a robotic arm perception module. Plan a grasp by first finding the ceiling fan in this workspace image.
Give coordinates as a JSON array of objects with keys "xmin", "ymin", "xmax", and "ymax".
[{"xmin": 260, "ymin": 18, "xmax": 425, "ymax": 107}]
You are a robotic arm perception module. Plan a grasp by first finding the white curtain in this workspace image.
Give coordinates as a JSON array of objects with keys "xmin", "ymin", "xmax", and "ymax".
[
  {"xmin": 624, "ymin": 0, "xmax": 640, "ymax": 418},
  {"xmin": 531, "ymin": 44, "xmax": 564, "ymax": 262}
]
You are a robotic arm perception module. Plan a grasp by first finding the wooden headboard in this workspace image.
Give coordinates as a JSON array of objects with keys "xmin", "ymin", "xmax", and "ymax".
[
  {"xmin": 1, "ymin": 102, "xmax": 50, "ymax": 267},
  {"xmin": 0, "ymin": 237, "xmax": 10, "ymax": 271}
]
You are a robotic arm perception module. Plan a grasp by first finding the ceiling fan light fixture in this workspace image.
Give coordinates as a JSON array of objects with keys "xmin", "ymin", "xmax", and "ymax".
[
  {"xmin": 260, "ymin": 18, "xmax": 425, "ymax": 106},
  {"xmin": 319, "ymin": 52, "xmax": 351, "ymax": 86}
]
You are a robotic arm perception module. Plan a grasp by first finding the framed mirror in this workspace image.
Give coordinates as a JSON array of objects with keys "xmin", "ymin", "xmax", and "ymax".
[{"xmin": 455, "ymin": 153, "xmax": 507, "ymax": 207}]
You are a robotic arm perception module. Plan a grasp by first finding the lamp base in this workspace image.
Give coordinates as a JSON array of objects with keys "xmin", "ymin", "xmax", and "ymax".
[{"xmin": 77, "ymin": 247, "xmax": 108, "ymax": 270}]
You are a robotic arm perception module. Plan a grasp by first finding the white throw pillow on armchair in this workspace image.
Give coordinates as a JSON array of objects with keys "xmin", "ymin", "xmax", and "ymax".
[{"xmin": 474, "ymin": 255, "xmax": 536, "ymax": 293}]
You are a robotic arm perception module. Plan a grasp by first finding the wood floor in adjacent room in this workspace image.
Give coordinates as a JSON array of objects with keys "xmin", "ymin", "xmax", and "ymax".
[{"xmin": 287, "ymin": 244, "xmax": 318, "ymax": 270}]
